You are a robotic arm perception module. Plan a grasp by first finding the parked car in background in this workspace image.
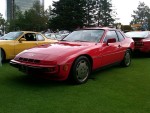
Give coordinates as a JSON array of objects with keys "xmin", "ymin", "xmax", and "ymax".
[
  {"xmin": 58, "ymin": 30, "xmax": 70, "ymax": 34},
  {"xmin": 44, "ymin": 33, "xmax": 57, "ymax": 40},
  {"xmin": 0, "ymin": 31, "xmax": 57, "ymax": 61},
  {"xmin": 56, "ymin": 33, "xmax": 69, "ymax": 40},
  {"xmin": 125, "ymin": 31, "xmax": 150, "ymax": 54},
  {"xmin": 56, "ymin": 30, "xmax": 70, "ymax": 40},
  {"xmin": 0, "ymin": 30, "xmax": 3, "ymax": 37},
  {"xmin": 10, "ymin": 27, "xmax": 134, "ymax": 84},
  {"xmin": 45, "ymin": 33, "xmax": 69, "ymax": 41},
  {"xmin": 0, "ymin": 36, "xmax": 3, "ymax": 39}
]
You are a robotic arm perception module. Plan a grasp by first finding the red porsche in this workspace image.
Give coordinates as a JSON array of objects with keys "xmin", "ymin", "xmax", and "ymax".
[
  {"xmin": 10, "ymin": 27, "xmax": 134, "ymax": 84},
  {"xmin": 125, "ymin": 31, "xmax": 150, "ymax": 54}
]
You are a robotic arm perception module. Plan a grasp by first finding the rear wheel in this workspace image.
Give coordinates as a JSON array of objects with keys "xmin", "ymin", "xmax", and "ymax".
[
  {"xmin": 121, "ymin": 49, "xmax": 131, "ymax": 67},
  {"xmin": 70, "ymin": 56, "xmax": 91, "ymax": 84}
]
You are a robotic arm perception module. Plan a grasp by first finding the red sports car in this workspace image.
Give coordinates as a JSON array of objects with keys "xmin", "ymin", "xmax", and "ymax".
[
  {"xmin": 10, "ymin": 27, "xmax": 134, "ymax": 84},
  {"xmin": 125, "ymin": 31, "xmax": 150, "ymax": 54}
]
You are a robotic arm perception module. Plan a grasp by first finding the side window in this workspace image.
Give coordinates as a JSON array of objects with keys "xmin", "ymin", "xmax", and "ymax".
[
  {"xmin": 117, "ymin": 31, "xmax": 125, "ymax": 41},
  {"xmin": 50, "ymin": 34, "xmax": 56, "ymax": 39},
  {"xmin": 36, "ymin": 34, "xmax": 45, "ymax": 41},
  {"xmin": 104, "ymin": 31, "xmax": 118, "ymax": 43},
  {"xmin": 24, "ymin": 33, "xmax": 36, "ymax": 41},
  {"xmin": 148, "ymin": 32, "xmax": 150, "ymax": 37}
]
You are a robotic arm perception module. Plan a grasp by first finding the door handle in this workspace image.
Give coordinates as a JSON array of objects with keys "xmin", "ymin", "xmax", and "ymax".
[{"xmin": 118, "ymin": 45, "xmax": 121, "ymax": 48}]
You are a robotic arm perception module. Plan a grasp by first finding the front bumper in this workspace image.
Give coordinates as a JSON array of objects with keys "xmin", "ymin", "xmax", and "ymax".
[
  {"xmin": 134, "ymin": 47, "xmax": 150, "ymax": 53},
  {"xmin": 10, "ymin": 60, "xmax": 71, "ymax": 80}
]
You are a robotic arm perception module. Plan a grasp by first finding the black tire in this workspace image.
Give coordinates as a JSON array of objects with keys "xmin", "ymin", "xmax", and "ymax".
[
  {"xmin": 121, "ymin": 49, "xmax": 131, "ymax": 67},
  {"xmin": 70, "ymin": 56, "xmax": 91, "ymax": 84},
  {"xmin": 0, "ymin": 49, "xmax": 5, "ymax": 62}
]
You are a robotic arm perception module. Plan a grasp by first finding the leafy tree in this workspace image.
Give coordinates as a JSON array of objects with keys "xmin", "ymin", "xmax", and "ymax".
[
  {"xmin": 49, "ymin": 0, "xmax": 86, "ymax": 31},
  {"xmin": 0, "ymin": 13, "xmax": 6, "ymax": 34},
  {"xmin": 8, "ymin": 1, "xmax": 49, "ymax": 31},
  {"xmin": 130, "ymin": 2, "xmax": 150, "ymax": 30},
  {"xmin": 0, "ymin": 13, "xmax": 5, "ymax": 28},
  {"xmin": 84, "ymin": 0, "xmax": 96, "ymax": 26},
  {"xmin": 8, "ymin": 5, "xmax": 24, "ymax": 31},
  {"xmin": 45, "ymin": 6, "xmax": 53, "ymax": 20},
  {"xmin": 23, "ymin": 1, "xmax": 48, "ymax": 31},
  {"xmin": 94, "ymin": 0, "xmax": 114, "ymax": 26}
]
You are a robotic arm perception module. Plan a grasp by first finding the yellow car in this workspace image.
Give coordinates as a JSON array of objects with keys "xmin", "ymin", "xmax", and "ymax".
[{"xmin": 0, "ymin": 31, "xmax": 57, "ymax": 60}]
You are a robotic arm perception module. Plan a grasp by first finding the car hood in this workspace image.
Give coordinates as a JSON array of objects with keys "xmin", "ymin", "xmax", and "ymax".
[{"xmin": 17, "ymin": 41, "xmax": 99, "ymax": 62}]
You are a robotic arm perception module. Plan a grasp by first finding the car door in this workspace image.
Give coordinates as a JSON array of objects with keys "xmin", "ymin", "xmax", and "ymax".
[
  {"xmin": 35, "ymin": 34, "xmax": 50, "ymax": 45},
  {"xmin": 116, "ymin": 31, "xmax": 126, "ymax": 59},
  {"xmin": 36, "ymin": 33, "xmax": 57, "ymax": 45},
  {"xmin": 101, "ymin": 30, "xmax": 122, "ymax": 66},
  {"xmin": 14, "ymin": 33, "xmax": 39, "ymax": 55}
]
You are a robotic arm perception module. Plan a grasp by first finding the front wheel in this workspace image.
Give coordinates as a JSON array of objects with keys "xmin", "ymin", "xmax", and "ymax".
[
  {"xmin": 0, "ymin": 48, "xmax": 5, "ymax": 62},
  {"xmin": 70, "ymin": 56, "xmax": 91, "ymax": 84},
  {"xmin": 121, "ymin": 49, "xmax": 131, "ymax": 67}
]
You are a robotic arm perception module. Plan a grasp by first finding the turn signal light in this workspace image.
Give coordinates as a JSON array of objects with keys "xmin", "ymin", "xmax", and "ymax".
[{"xmin": 63, "ymin": 64, "xmax": 69, "ymax": 71}]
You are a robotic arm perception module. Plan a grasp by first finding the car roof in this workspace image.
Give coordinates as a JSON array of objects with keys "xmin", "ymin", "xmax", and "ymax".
[
  {"xmin": 10, "ymin": 31, "xmax": 38, "ymax": 33},
  {"xmin": 82, "ymin": 27, "xmax": 117, "ymax": 31},
  {"xmin": 126, "ymin": 31, "xmax": 150, "ymax": 33}
]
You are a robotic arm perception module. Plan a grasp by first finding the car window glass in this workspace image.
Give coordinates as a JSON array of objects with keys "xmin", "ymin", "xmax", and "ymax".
[
  {"xmin": 49, "ymin": 34, "xmax": 56, "ymax": 39},
  {"xmin": 148, "ymin": 32, "xmax": 150, "ymax": 37},
  {"xmin": 1, "ymin": 32, "xmax": 23, "ymax": 40},
  {"xmin": 24, "ymin": 33, "xmax": 36, "ymax": 41},
  {"xmin": 104, "ymin": 31, "xmax": 118, "ymax": 43},
  {"xmin": 117, "ymin": 31, "xmax": 125, "ymax": 41},
  {"xmin": 63, "ymin": 30, "xmax": 104, "ymax": 42},
  {"xmin": 125, "ymin": 31, "xmax": 149, "ymax": 38},
  {"xmin": 45, "ymin": 33, "xmax": 56, "ymax": 39},
  {"xmin": 36, "ymin": 34, "xmax": 45, "ymax": 41}
]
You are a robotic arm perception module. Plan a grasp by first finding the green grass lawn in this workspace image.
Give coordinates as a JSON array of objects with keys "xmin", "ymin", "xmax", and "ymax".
[{"xmin": 0, "ymin": 56, "xmax": 150, "ymax": 113}]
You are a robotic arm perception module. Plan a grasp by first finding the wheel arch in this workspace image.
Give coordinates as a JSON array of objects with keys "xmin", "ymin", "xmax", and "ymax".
[
  {"xmin": 127, "ymin": 48, "xmax": 133, "ymax": 55},
  {"xmin": 67, "ymin": 54, "xmax": 93, "ymax": 82},
  {"xmin": 73, "ymin": 54, "xmax": 93, "ymax": 70},
  {"xmin": 0, "ymin": 47, "xmax": 6, "ymax": 60},
  {"xmin": 67, "ymin": 54, "xmax": 93, "ymax": 84}
]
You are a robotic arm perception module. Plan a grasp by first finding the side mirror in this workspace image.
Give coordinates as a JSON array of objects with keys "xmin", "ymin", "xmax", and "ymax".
[
  {"xmin": 19, "ymin": 38, "xmax": 26, "ymax": 43},
  {"xmin": 107, "ymin": 38, "xmax": 116, "ymax": 44}
]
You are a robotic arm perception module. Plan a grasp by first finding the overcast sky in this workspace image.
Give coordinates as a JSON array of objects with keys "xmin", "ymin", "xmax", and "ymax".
[{"xmin": 0, "ymin": 0, "xmax": 150, "ymax": 25}]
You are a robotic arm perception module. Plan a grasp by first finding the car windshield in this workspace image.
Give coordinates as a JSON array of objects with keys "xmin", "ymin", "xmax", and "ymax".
[
  {"xmin": 1, "ymin": 31, "xmax": 23, "ymax": 40},
  {"xmin": 125, "ymin": 31, "xmax": 149, "ymax": 38},
  {"xmin": 62, "ymin": 29, "xmax": 104, "ymax": 42}
]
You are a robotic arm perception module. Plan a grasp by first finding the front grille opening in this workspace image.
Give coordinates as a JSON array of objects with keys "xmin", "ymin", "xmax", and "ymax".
[{"xmin": 18, "ymin": 57, "xmax": 40, "ymax": 64}]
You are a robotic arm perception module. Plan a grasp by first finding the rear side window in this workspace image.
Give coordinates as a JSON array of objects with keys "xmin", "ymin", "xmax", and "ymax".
[
  {"xmin": 117, "ymin": 31, "xmax": 125, "ymax": 41},
  {"xmin": 104, "ymin": 30, "xmax": 119, "ymax": 42},
  {"xmin": 36, "ymin": 34, "xmax": 45, "ymax": 41},
  {"xmin": 148, "ymin": 32, "xmax": 150, "ymax": 37}
]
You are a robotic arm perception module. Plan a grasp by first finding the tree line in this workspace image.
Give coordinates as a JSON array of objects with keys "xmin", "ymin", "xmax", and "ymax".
[
  {"xmin": 1, "ymin": 0, "xmax": 115, "ymax": 32},
  {"xmin": 0, "ymin": 0, "xmax": 150, "ymax": 33},
  {"xmin": 131, "ymin": 2, "xmax": 150, "ymax": 30}
]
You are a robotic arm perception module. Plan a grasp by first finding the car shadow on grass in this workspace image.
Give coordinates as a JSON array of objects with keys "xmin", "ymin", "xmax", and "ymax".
[
  {"xmin": 8, "ymin": 74, "xmax": 71, "ymax": 89},
  {"xmin": 89, "ymin": 65, "xmax": 119, "ymax": 80},
  {"xmin": 132, "ymin": 52, "xmax": 150, "ymax": 59},
  {"xmin": 8, "ymin": 63, "xmax": 121, "ymax": 87}
]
